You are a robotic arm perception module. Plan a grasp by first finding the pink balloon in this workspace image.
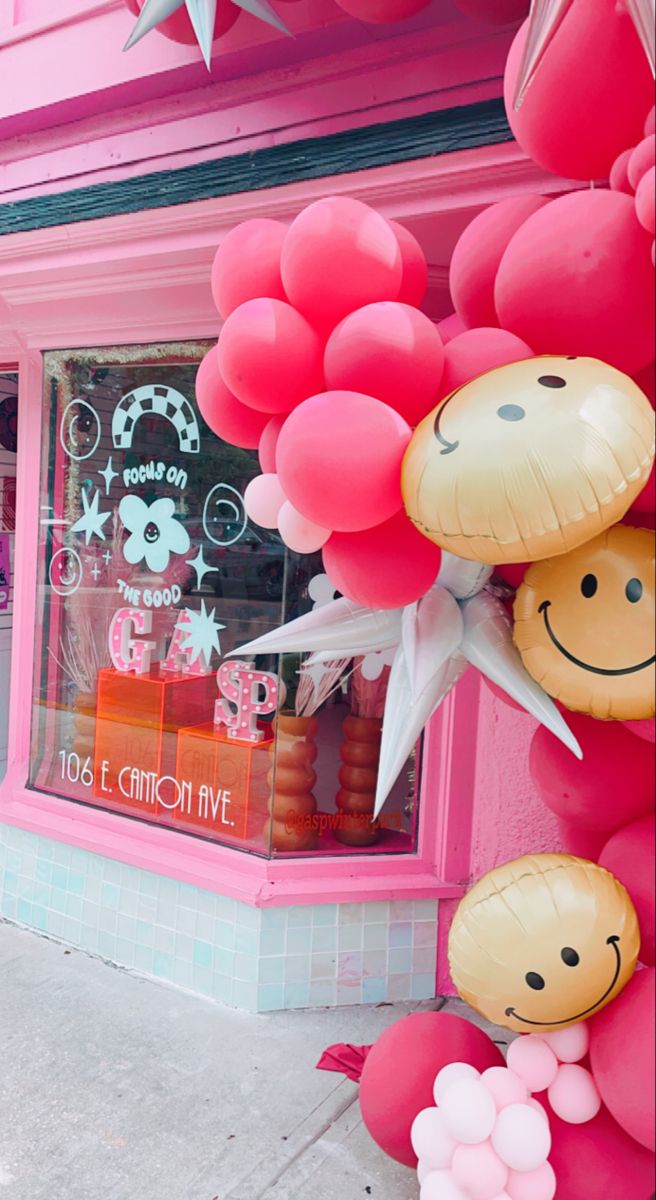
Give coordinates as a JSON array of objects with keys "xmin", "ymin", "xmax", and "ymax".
[
  {"xmin": 449, "ymin": 196, "xmax": 548, "ymax": 329},
  {"xmin": 453, "ymin": 0, "xmax": 528, "ymax": 20},
  {"xmin": 627, "ymin": 134, "xmax": 656, "ymax": 191},
  {"xmin": 360, "ymin": 1011, "xmax": 504, "ymax": 1167},
  {"xmin": 530, "ymin": 712, "xmax": 655, "ymax": 834},
  {"xmin": 333, "ymin": 0, "xmax": 430, "ymax": 21},
  {"xmin": 452, "ymin": 1141, "xmax": 509, "ymax": 1200},
  {"xmin": 389, "ymin": 219, "xmax": 428, "ymax": 307},
  {"xmin": 609, "ymin": 147, "xmax": 635, "ymax": 195},
  {"xmin": 438, "ymin": 328, "xmax": 533, "ymax": 399},
  {"xmin": 546, "ymin": 1096, "xmax": 655, "ymax": 1196},
  {"xmin": 440, "ymin": 1078, "xmax": 497, "ymax": 1144},
  {"xmin": 507, "ymin": 1037, "xmax": 559, "ymax": 1094},
  {"xmin": 548, "ymin": 1064, "xmax": 601, "ymax": 1125},
  {"xmin": 506, "ymin": 1162, "xmax": 556, "ymax": 1200},
  {"xmin": 590, "ymin": 969, "xmax": 655, "ymax": 1151},
  {"xmin": 495, "ymin": 189, "xmax": 656, "ymax": 375},
  {"xmin": 503, "ymin": 1, "xmax": 653, "ymax": 180},
  {"xmin": 494, "ymin": 562, "xmax": 528, "ymax": 590},
  {"xmin": 276, "ymin": 390, "xmax": 410, "ymax": 532},
  {"xmin": 281, "ymin": 197, "xmax": 403, "ymax": 332},
  {"xmin": 411, "ymin": 1108, "xmax": 456, "ymax": 1169},
  {"xmin": 420, "ymin": 1171, "xmax": 468, "ymax": 1200},
  {"xmin": 211, "ymin": 219, "xmax": 287, "ymax": 318},
  {"xmin": 600, "ymin": 814, "xmax": 655, "ymax": 966},
  {"xmin": 434, "ymin": 1063, "xmax": 481, "ymax": 1105},
  {"xmin": 491, "ymin": 1104, "xmax": 551, "ymax": 1172},
  {"xmin": 324, "ymin": 303, "xmax": 445, "ymax": 426},
  {"xmin": 635, "ymin": 166, "xmax": 656, "ymax": 235},
  {"xmin": 277, "ymin": 500, "xmax": 330, "ymax": 554},
  {"xmin": 633, "ymin": 359, "xmax": 655, "ymax": 406},
  {"xmin": 555, "ymin": 818, "xmax": 607, "ymax": 863},
  {"xmin": 258, "ymin": 414, "xmax": 286, "ymax": 473},
  {"xmin": 218, "ymin": 298, "xmax": 324, "ymax": 414},
  {"xmin": 323, "ymin": 511, "xmax": 442, "ymax": 609},
  {"xmin": 541, "ymin": 1023, "xmax": 589, "ymax": 1065},
  {"xmin": 243, "ymin": 474, "xmax": 286, "ymax": 529},
  {"xmin": 195, "ymin": 346, "xmax": 269, "ymax": 449},
  {"xmin": 622, "ymin": 716, "xmax": 656, "ymax": 742},
  {"xmin": 481, "ymin": 1067, "xmax": 529, "ymax": 1112},
  {"xmin": 437, "ymin": 313, "xmax": 468, "ymax": 345}
]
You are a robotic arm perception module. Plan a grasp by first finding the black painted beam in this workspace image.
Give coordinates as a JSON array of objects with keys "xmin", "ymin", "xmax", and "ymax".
[{"xmin": 0, "ymin": 97, "xmax": 511, "ymax": 237}]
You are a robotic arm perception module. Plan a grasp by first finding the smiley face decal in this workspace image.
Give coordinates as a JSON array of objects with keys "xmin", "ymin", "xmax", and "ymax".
[
  {"xmin": 514, "ymin": 524, "xmax": 655, "ymax": 720},
  {"xmin": 448, "ymin": 854, "xmax": 640, "ymax": 1034},
  {"xmin": 401, "ymin": 356, "xmax": 655, "ymax": 564},
  {"xmin": 48, "ymin": 547, "xmax": 84, "ymax": 597}
]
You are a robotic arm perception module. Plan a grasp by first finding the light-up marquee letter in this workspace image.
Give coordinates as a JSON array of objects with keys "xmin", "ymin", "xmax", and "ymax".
[
  {"xmin": 112, "ymin": 385, "xmax": 200, "ymax": 454},
  {"xmin": 109, "ymin": 608, "xmax": 155, "ymax": 675},
  {"xmin": 214, "ymin": 661, "xmax": 280, "ymax": 743}
]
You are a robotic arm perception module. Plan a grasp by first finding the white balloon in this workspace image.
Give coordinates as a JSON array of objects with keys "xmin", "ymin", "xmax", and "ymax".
[
  {"xmin": 491, "ymin": 1104, "xmax": 552, "ymax": 1172},
  {"xmin": 440, "ymin": 1078, "xmax": 497, "ymax": 1145},
  {"xmin": 437, "ymin": 551, "xmax": 493, "ymax": 600},
  {"xmin": 233, "ymin": 596, "xmax": 402, "ymax": 658},
  {"xmin": 433, "ymin": 1062, "xmax": 481, "ymax": 1106}
]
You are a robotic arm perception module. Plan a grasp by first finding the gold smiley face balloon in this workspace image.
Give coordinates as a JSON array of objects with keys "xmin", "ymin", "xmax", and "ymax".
[
  {"xmin": 514, "ymin": 524, "xmax": 655, "ymax": 720},
  {"xmin": 401, "ymin": 356, "xmax": 655, "ymax": 564},
  {"xmin": 448, "ymin": 854, "xmax": 640, "ymax": 1034}
]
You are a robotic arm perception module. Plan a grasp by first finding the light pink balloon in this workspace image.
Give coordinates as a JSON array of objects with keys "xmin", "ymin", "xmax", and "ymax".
[
  {"xmin": 420, "ymin": 1170, "xmax": 468, "ymax": 1200},
  {"xmin": 417, "ymin": 1159, "xmax": 433, "ymax": 1185},
  {"xmin": 452, "ymin": 1141, "xmax": 509, "ymax": 1200},
  {"xmin": 627, "ymin": 134, "xmax": 656, "ymax": 191},
  {"xmin": 281, "ymin": 197, "xmax": 403, "ymax": 332},
  {"xmin": 491, "ymin": 1104, "xmax": 551, "ymax": 1172},
  {"xmin": 449, "ymin": 195, "xmax": 548, "ymax": 329},
  {"xmin": 258, "ymin": 414, "xmax": 286, "ymax": 473},
  {"xmin": 440, "ymin": 1078, "xmax": 497, "ymax": 1145},
  {"xmin": 411, "ymin": 1108, "xmax": 457, "ymax": 1169},
  {"xmin": 548, "ymin": 1064, "xmax": 601, "ymax": 1125},
  {"xmin": 277, "ymin": 501, "xmax": 330, "ymax": 554},
  {"xmin": 540, "ymin": 1024, "xmax": 589, "ymax": 1065},
  {"xmin": 609, "ymin": 147, "xmax": 635, "ymax": 195},
  {"xmin": 434, "ymin": 1062, "xmax": 481, "ymax": 1105},
  {"xmin": 635, "ymin": 166, "xmax": 656, "ymax": 235},
  {"xmin": 507, "ymin": 1037, "xmax": 559, "ymax": 1094},
  {"xmin": 211, "ymin": 218, "xmax": 287, "ymax": 318},
  {"xmin": 437, "ymin": 327, "xmax": 533, "ymax": 399},
  {"xmin": 506, "ymin": 1162, "xmax": 557, "ymax": 1200},
  {"xmin": 527, "ymin": 1099, "xmax": 549, "ymax": 1124},
  {"xmin": 243, "ymin": 474, "xmax": 286, "ymax": 529},
  {"xmin": 218, "ymin": 298, "xmax": 324, "ymax": 414},
  {"xmin": 389, "ymin": 219, "xmax": 428, "ymax": 307},
  {"xmin": 482, "ymin": 1067, "xmax": 529, "ymax": 1111}
]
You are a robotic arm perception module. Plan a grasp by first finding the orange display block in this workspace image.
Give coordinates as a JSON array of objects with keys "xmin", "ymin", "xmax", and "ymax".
[
  {"xmin": 93, "ymin": 667, "xmax": 215, "ymax": 819},
  {"xmin": 174, "ymin": 723, "xmax": 273, "ymax": 848}
]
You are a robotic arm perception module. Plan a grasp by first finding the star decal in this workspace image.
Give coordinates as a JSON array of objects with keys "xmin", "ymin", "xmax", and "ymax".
[
  {"xmin": 186, "ymin": 545, "xmax": 218, "ymax": 590},
  {"xmin": 124, "ymin": 0, "xmax": 290, "ymax": 70},
  {"xmin": 180, "ymin": 600, "xmax": 225, "ymax": 668},
  {"xmin": 70, "ymin": 488, "xmax": 112, "ymax": 546},
  {"xmin": 232, "ymin": 552, "xmax": 582, "ymax": 816},
  {"xmin": 99, "ymin": 456, "xmax": 119, "ymax": 495}
]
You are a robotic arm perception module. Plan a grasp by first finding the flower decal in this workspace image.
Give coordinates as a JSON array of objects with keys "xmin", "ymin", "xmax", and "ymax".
[{"xmin": 119, "ymin": 495, "xmax": 190, "ymax": 574}]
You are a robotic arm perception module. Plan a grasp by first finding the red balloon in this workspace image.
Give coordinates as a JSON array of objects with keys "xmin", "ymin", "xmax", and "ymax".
[
  {"xmin": 437, "ymin": 327, "xmax": 533, "ymax": 399},
  {"xmin": 628, "ymin": 135, "xmax": 656, "ymax": 191},
  {"xmin": 635, "ymin": 167, "xmax": 656, "ymax": 235},
  {"xmin": 556, "ymin": 818, "xmax": 608, "ymax": 863},
  {"xmin": 453, "ymin": 0, "xmax": 528, "ymax": 21},
  {"xmin": 590, "ymin": 969, "xmax": 656, "ymax": 1151},
  {"xmin": 494, "ymin": 562, "xmax": 529, "ymax": 589},
  {"xmin": 276, "ymin": 391, "xmax": 411, "ymax": 532},
  {"xmin": 218, "ymin": 298, "xmax": 324, "ymax": 414},
  {"xmin": 623, "ymin": 716, "xmax": 656, "ymax": 742},
  {"xmin": 211, "ymin": 219, "xmax": 287, "ymax": 318},
  {"xmin": 127, "ymin": 0, "xmax": 239, "ymax": 42},
  {"xmin": 545, "ymin": 1096, "xmax": 656, "ymax": 1197},
  {"xmin": 503, "ymin": 0, "xmax": 653, "ymax": 180},
  {"xmin": 437, "ymin": 312, "xmax": 468, "ymax": 345},
  {"xmin": 388, "ymin": 220, "xmax": 428, "ymax": 307},
  {"xmin": 627, "ymin": 461, "xmax": 656, "ymax": 519},
  {"xmin": 634, "ymin": 360, "xmax": 655, "ymax": 407},
  {"xmin": 258, "ymin": 414, "xmax": 285, "ymax": 473},
  {"xmin": 333, "ymin": 0, "xmax": 430, "ymax": 22},
  {"xmin": 324, "ymin": 303, "xmax": 444, "ymax": 426},
  {"xmin": 495, "ymin": 190, "xmax": 656, "ymax": 375},
  {"xmin": 195, "ymin": 346, "xmax": 269, "ymax": 448},
  {"xmin": 529, "ymin": 712, "xmax": 655, "ymax": 834},
  {"xmin": 323, "ymin": 511, "xmax": 442, "ymax": 609},
  {"xmin": 610, "ymin": 147, "xmax": 635, "ymax": 195},
  {"xmin": 359, "ymin": 1012, "xmax": 505, "ymax": 1167},
  {"xmin": 600, "ymin": 815, "xmax": 655, "ymax": 966},
  {"xmin": 482, "ymin": 676, "xmax": 526, "ymax": 713},
  {"xmin": 281, "ymin": 197, "xmax": 403, "ymax": 332},
  {"xmin": 449, "ymin": 195, "xmax": 548, "ymax": 328}
]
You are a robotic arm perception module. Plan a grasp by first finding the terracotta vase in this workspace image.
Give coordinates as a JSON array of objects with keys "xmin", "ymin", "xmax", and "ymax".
[
  {"xmin": 265, "ymin": 714, "xmax": 319, "ymax": 852},
  {"xmin": 71, "ymin": 689, "xmax": 97, "ymax": 764},
  {"xmin": 335, "ymin": 714, "xmax": 382, "ymax": 847}
]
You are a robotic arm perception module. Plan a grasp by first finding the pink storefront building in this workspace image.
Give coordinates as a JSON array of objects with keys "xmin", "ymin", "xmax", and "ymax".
[{"xmin": 0, "ymin": 0, "xmax": 568, "ymax": 1012}]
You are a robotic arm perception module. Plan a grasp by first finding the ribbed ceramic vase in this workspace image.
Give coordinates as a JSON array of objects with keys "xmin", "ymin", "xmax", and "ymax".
[{"xmin": 335, "ymin": 714, "xmax": 381, "ymax": 847}]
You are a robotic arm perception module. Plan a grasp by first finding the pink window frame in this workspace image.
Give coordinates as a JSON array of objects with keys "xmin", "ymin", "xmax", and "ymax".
[{"xmin": 0, "ymin": 148, "xmax": 568, "ymax": 907}]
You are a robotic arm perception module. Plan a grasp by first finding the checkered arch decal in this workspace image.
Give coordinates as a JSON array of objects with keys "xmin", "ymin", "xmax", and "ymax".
[{"xmin": 112, "ymin": 385, "xmax": 200, "ymax": 454}]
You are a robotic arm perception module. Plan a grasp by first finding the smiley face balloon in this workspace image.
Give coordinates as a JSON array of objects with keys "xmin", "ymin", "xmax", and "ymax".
[
  {"xmin": 514, "ymin": 524, "xmax": 655, "ymax": 720},
  {"xmin": 401, "ymin": 356, "xmax": 655, "ymax": 564},
  {"xmin": 448, "ymin": 854, "xmax": 640, "ymax": 1034}
]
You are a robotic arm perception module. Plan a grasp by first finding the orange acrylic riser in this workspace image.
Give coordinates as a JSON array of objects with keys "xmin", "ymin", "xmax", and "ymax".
[
  {"xmin": 93, "ymin": 667, "xmax": 216, "ymax": 819},
  {"xmin": 174, "ymin": 724, "xmax": 273, "ymax": 849}
]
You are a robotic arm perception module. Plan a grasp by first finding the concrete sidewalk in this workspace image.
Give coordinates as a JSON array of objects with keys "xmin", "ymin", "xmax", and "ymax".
[{"xmin": 0, "ymin": 921, "xmax": 507, "ymax": 1200}]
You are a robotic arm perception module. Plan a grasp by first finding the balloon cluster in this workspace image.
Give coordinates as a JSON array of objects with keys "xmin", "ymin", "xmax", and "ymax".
[
  {"xmin": 411, "ymin": 1061, "xmax": 555, "ymax": 1200},
  {"xmin": 507, "ymin": 1027, "xmax": 600, "ymax": 1126}
]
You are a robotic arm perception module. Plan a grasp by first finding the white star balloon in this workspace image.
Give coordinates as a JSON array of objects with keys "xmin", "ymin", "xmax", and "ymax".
[
  {"xmin": 124, "ymin": 0, "xmax": 290, "ymax": 69},
  {"xmin": 231, "ymin": 551, "xmax": 582, "ymax": 816}
]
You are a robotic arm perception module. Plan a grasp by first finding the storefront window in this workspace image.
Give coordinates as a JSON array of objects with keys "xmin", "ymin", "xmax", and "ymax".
[{"xmin": 29, "ymin": 345, "xmax": 420, "ymax": 857}]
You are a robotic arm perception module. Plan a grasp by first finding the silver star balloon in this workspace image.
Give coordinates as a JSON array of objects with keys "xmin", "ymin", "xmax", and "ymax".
[
  {"xmin": 124, "ymin": 0, "xmax": 290, "ymax": 69},
  {"xmin": 231, "ymin": 552, "xmax": 582, "ymax": 817}
]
